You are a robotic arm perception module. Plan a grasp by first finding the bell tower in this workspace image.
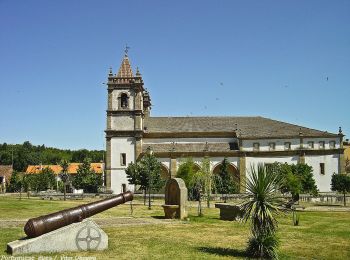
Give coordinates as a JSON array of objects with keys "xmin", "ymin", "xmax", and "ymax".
[{"xmin": 105, "ymin": 51, "xmax": 147, "ymax": 193}]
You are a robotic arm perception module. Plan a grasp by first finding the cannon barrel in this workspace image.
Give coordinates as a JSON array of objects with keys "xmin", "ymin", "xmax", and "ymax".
[{"xmin": 24, "ymin": 191, "xmax": 133, "ymax": 238}]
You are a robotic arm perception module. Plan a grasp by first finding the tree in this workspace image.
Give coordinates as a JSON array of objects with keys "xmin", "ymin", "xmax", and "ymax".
[
  {"xmin": 240, "ymin": 164, "xmax": 284, "ymax": 259},
  {"xmin": 189, "ymin": 169, "xmax": 206, "ymax": 216},
  {"xmin": 72, "ymin": 159, "xmax": 103, "ymax": 193},
  {"xmin": 125, "ymin": 150, "xmax": 164, "ymax": 209},
  {"xmin": 176, "ymin": 158, "xmax": 200, "ymax": 200},
  {"xmin": 292, "ymin": 164, "xmax": 317, "ymax": 195},
  {"xmin": 213, "ymin": 158, "xmax": 238, "ymax": 202},
  {"xmin": 346, "ymin": 158, "xmax": 350, "ymax": 173},
  {"xmin": 72, "ymin": 149, "xmax": 90, "ymax": 162},
  {"xmin": 125, "ymin": 161, "xmax": 147, "ymax": 205},
  {"xmin": 0, "ymin": 141, "xmax": 104, "ymax": 172},
  {"xmin": 59, "ymin": 159, "xmax": 69, "ymax": 201},
  {"xmin": 141, "ymin": 150, "xmax": 163, "ymax": 209},
  {"xmin": 331, "ymin": 173, "xmax": 350, "ymax": 206},
  {"xmin": 22, "ymin": 174, "xmax": 31, "ymax": 198},
  {"xmin": 7, "ymin": 171, "xmax": 22, "ymax": 192},
  {"xmin": 197, "ymin": 157, "xmax": 212, "ymax": 208},
  {"xmin": 271, "ymin": 162, "xmax": 318, "ymax": 200},
  {"xmin": 28, "ymin": 167, "xmax": 56, "ymax": 192},
  {"xmin": 177, "ymin": 158, "xmax": 196, "ymax": 188}
]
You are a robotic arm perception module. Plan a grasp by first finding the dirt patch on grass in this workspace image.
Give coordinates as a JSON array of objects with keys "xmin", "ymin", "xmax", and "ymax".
[
  {"xmin": 0, "ymin": 217, "xmax": 180, "ymax": 228},
  {"xmin": 302, "ymin": 206, "xmax": 350, "ymax": 211},
  {"xmin": 93, "ymin": 217, "xmax": 180, "ymax": 226}
]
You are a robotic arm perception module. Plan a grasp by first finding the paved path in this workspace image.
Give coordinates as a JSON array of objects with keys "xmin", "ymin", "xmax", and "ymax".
[
  {"xmin": 301, "ymin": 206, "xmax": 350, "ymax": 212},
  {"xmin": 0, "ymin": 217, "xmax": 179, "ymax": 228}
]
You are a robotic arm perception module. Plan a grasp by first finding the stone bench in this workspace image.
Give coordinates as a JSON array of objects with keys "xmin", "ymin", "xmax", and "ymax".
[
  {"xmin": 215, "ymin": 203, "xmax": 243, "ymax": 221},
  {"xmin": 162, "ymin": 204, "xmax": 180, "ymax": 219}
]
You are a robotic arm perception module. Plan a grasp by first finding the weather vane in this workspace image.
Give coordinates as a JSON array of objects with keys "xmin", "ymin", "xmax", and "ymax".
[{"xmin": 125, "ymin": 44, "xmax": 130, "ymax": 55}]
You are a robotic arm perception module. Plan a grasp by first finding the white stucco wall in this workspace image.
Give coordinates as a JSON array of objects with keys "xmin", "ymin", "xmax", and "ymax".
[
  {"xmin": 242, "ymin": 139, "xmax": 300, "ymax": 151},
  {"xmin": 304, "ymin": 154, "xmax": 339, "ymax": 192},
  {"xmin": 303, "ymin": 138, "xmax": 340, "ymax": 149},
  {"xmin": 242, "ymin": 137, "xmax": 340, "ymax": 152},
  {"xmin": 110, "ymin": 137, "xmax": 135, "ymax": 194},
  {"xmin": 246, "ymin": 156, "xmax": 299, "ymax": 171}
]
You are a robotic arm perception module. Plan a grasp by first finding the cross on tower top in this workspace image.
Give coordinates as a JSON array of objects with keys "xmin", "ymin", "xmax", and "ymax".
[{"xmin": 125, "ymin": 44, "xmax": 130, "ymax": 56}]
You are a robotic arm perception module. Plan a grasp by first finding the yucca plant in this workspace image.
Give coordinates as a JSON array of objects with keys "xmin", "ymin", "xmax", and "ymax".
[
  {"xmin": 240, "ymin": 164, "xmax": 284, "ymax": 259},
  {"xmin": 246, "ymin": 232, "xmax": 279, "ymax": 259},
  {"xmin": 292, "ymin": 210, "xmax": 300, "ymax": 226}
]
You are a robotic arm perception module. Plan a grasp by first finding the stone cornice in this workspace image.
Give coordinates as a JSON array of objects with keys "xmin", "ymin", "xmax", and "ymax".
[
  {"xmin": 107, "ymin": 83, "xmax": 143, "ymax": 92},
  {"xmin": 105, "ymin": 130, "xmax": 143, "ymax": 138},
  {"xmin": 240, "ymin": 134, "xmax": 339, "ymax": 140},
  {"xmin": 106, "ymin": 110, "xmax": 143, "ymax": 116},
  {"xmin": 142, "ymin": 148, "xmax": 344, "ymax": 158}
]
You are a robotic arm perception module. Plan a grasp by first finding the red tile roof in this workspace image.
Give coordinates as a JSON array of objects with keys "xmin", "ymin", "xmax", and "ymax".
[{"xmin": 26, "ymin": 163, "xmax": 104, "ymax": 175}]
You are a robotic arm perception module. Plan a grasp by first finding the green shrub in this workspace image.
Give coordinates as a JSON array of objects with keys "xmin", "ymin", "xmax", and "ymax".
[{"xmin": 246, "ymin": 233, "xmax": 279, "ymax": 259}]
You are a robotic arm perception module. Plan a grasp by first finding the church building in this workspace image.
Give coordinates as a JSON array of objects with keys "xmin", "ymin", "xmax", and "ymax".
[{"xmin": 105, "ymin": 53, "xmax": 345, "ymax": 194}]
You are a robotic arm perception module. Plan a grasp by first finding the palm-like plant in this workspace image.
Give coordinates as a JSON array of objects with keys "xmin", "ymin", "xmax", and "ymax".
[{"xmin": 240, "ymin": 164, "xmax": 283, "ymax": 259}]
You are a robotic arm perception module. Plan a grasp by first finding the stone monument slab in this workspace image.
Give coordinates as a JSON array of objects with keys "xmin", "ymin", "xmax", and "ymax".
[
  {"xmin": 162, "ymin": 178, "xmax": 188, "ymax": 219},
  {"xmin": 7, "ymin": 219, "xmax": 108, "ymax": 255}
]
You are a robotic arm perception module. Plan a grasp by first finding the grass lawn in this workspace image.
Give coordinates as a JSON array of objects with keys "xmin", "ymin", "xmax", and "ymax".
[{"xmin": 0, "ymin": 196, "xmax": 349, "ymax": 259}]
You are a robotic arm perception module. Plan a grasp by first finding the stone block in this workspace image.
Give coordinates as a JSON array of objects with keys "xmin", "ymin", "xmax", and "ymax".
[
  {"xmin": 7, "ymin": 219, "xmax": 108, "ymax": 255},
  {"xmin": 215, "ymin": 203, "xmax": 243, "ymax": 221}
]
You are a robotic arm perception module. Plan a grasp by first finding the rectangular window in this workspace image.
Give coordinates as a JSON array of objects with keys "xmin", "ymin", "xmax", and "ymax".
[
  {"xmin": 253, "ymin": 142, "xmax": 260, "ymax": 151},
  {"xmin": 284, "ymin": 142, "xmax": 291, "ymax": 150},
  {"xmin": 320, "ymin": 163, "xmax": 325, "ymax": 175},
  {"xmin": 319, "ymin": 141, "xmax": 325, "ymax": 149},
  {"xmin": 308, "ymin": 141, "xmax": 314, "ymax": 149},
  {"xmin": 120, "ymin": 153, "xmax": 126, "ymax": 166},
  {"xmin": 269, "ymin": 142, "xmax": 276, "ymax": 151},
  {"xmin": 329, "ymin": 141, "xmax": 336, "ymax": 149}
]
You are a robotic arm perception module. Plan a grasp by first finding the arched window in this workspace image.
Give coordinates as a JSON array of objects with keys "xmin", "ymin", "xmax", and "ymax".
[{"xmin": 121, "ymin": 93, "xmax": 128, "ymax": 108}]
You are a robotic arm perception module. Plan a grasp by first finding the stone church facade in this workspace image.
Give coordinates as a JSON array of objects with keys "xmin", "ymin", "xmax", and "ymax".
[{"xmin": 105, "ymin": 54, "xmax": 345, "ymax": 194}]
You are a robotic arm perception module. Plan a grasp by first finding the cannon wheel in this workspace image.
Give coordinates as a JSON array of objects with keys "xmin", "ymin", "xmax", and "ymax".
[{"xmin": 75, "ymin": 225, "xmax": 102, "ymax": 250}]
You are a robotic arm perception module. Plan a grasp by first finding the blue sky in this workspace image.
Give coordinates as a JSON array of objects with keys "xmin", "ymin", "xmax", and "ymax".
[{"xmin": 0, "ymin": 0, "xmax": 349, "ymax": 150}]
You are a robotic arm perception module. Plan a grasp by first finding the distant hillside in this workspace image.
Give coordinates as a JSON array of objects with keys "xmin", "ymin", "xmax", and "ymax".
[{"xmin": 0, "ymin": 141, "xmax": 104, "ymax": 172}]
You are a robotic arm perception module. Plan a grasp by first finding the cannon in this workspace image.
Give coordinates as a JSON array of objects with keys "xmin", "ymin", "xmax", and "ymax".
[{"xmin": 24, "ymin": 191, "xmax": 133, "ymax": 238}]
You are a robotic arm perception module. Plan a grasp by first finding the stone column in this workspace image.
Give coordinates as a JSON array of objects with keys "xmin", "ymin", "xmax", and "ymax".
[
  {"xmin": 299, "ymin": 152, "xmax": 306, "ymax": 164},
  {"xmin": 106, "ymin": 115, "xmax": 111, "ymax": 130},
  {"xmin": 299, "ymin": 131, "xmax": 304, "ymax": 149},
  {"xmin": 239, "ymin": 155, "xmax": 246, "ymax": 193},
  {"xmin": 338, "ymin": 129, "xmax": 345, "ymax": 173},
  {"xmin": 107, "ymin": 89, "xmax": 113, "ymax": 110},
  {"xmin": 170, "ymin": 158, "xmax": 177, "ymax": 178},
  {"xmin": 135, "ymin": 138, "xmax": 142, "ymax": 160},
  {"xmin": 105, "ymin": 137, "xmax": 112, "ymax": 191},
  {"xmin": 135, "ymin": 113, "xmax": 142, "ymax": 131}
]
